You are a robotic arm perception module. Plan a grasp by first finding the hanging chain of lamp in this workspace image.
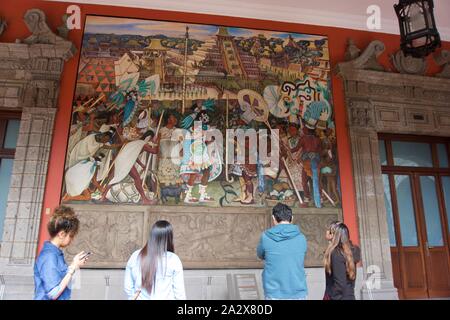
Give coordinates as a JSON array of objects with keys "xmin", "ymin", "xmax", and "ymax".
[{"xmin": 394, "ymin": 0, "xmax": 441, "ymax": 58}]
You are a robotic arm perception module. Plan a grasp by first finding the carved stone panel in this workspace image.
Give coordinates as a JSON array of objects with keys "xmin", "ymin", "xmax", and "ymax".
[
  {"xmin": 64, "ymin": 205, "xmax": 340, "ymax": 269},
  {"xmin": 65, "ymin": 205, "xmax": 149, "ymax": 268},
  {"xmin": 348, "ymin": 99, "xmax": 375, "ymax": 128},
  {"xmin": 148, "ymin": 206, "xmax": 269, "ymax": 269},
  {"xmin": 294, "ymin": 213, "xmax": 340, "ymax": 267}
]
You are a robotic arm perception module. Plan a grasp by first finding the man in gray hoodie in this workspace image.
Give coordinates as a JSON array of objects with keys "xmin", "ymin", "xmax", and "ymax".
[{"xmin": 257, "ymin": 203, "xmax": 308, "ymax": 300}]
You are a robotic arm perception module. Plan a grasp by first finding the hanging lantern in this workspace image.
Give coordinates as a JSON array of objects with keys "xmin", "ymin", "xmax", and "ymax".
[{"xmin": 394, "ymin": 0, "xmax": 441, "ymax": 58}]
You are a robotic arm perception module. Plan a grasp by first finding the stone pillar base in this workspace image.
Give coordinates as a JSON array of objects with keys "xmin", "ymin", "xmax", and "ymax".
[{"xmin": 360, "ymin": 280, "xmax": 399, "ymax": 300}]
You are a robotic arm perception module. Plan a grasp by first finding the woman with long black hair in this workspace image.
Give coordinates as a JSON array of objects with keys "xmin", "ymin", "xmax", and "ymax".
[
  {"xmin": 323, "ymin": 221, "xmax": 361, "ymax": 300},
  {"xmin": 124, "ymin": 220, "xmax": 186, "ymax": 300}
]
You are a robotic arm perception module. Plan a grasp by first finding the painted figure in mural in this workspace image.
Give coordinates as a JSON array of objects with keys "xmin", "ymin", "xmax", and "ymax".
[
  {"xmin": 280, "ymin": 123, "xmax": 304, "ymax": 196},
  {"xmin": 109, "ymin": 73, "xmax": 160, "ymax": 128},
  {"xmin": 180, "ymin": 100, "xmax": 222, "ymax": 204},
  {"xmin": 157, "ymin": 112, "xmax": 183, "ymax": 187},
  {"xmin": 320, "ymin": 129, "xmax": 340, "ymax": 205},
  {"xmin": 67, "ymin": 130, "xmax": 118, "ymax": 169},
  {"xmin": 303, "ymin": 100, "xmax": 333, "ymax": 131},
  {"xmin": 64, "ymin": 18, "xmax": 339, "ymax": 209},
  {"xmin": 299, "ymin": 125, "xmax": 322, "ymax": 208},
  {"xmin": 62, "ymin": 154, "xmax": 106, "ymax": 202},
  {"xmin": 101, "ymin": 130, "xmax": 159, "ymax": 204},
  {"xmin": 230, "ymin": 117, "xmax": 258, "ymax": 205}
]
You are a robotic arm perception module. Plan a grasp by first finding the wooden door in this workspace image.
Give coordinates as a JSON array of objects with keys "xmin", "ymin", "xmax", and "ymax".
[{"xmin": 379, "ymin": 134, "xmax": 450, "ymax": 299}]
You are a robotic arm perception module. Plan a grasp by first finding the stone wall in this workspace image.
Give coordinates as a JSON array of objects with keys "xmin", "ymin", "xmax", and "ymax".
[{"xmin": 0, "ymin": 9, "xmax": 76, "ymax": 299}]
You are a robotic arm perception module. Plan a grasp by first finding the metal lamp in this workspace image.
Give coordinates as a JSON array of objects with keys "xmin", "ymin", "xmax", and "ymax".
[{"xmin": 394, "ymin": 0, "xmax": 441, "ymax": 58}]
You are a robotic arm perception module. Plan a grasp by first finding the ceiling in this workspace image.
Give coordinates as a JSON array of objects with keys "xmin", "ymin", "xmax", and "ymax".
[{"xmin": 49, "ymin": 0, "xmax": 450, "ymax": 41}]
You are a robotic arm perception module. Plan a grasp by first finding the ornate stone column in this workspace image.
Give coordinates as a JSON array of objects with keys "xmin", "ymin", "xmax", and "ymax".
[
  {"xmin": 346, "ymin": 100, "xmax": 397, "ymax": 299},
  {"xmin": 0, "ymin": 9, "xmax": 76, "ymax": 299}
]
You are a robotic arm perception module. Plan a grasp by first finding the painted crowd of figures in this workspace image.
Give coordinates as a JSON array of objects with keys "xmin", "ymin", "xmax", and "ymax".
[{"xmin": 63, "ymin": 72, "xmax": 341, "ymax": 208}]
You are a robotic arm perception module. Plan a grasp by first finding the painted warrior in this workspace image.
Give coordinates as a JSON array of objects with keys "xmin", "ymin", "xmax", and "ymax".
[
  {"xmin": 179, "ymin": 100, "xmax": 222, "ymax": 204},
  {"xmin": 62, "ymin": 154, "xmax": 105, "ymax": 202},
  {"xmin": 101, "ymin": 130, "xmax": 159, "ymax": 205},
  {"xmin": 67, "ymin": 130, "xmax": 117, "ymax": 169}
]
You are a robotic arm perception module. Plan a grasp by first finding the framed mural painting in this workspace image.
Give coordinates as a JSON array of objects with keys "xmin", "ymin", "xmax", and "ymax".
[{"xmin": 62, "ymin": 15, "xmax": 340, "ymax": 211}]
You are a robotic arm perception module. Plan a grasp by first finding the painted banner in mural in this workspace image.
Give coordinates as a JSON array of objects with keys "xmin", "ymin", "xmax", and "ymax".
[{"xmin": 62, "ymin": 15, "xmax": 340, "ymax": 209}]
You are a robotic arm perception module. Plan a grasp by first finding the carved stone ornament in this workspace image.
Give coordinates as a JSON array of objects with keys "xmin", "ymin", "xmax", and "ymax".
[
  {"xmin": 435, "ymin": 50, "xmax": 450, "ymax": 79},
  {"xmin": 0, "ymin": 17, "xmax": 6, "ymax": 36},
  {"xmin": 57, "ymin": 14, "xmax": 70, "ymax": 40},
  {"xmin": 339, "ymin": 40, "xmax": 386, "ymax": 72},
  {"xmin": 348, "ymin": 100, "xmax": 374, "ymax": 128},
  {"xmin": 344, "ymin": 38, "xmax": 361, "ymax": 61},
  {"xmin": 21, "ymin": 9, "xmax": 65, "ymax": 45},
  {"xmin": 391, "ymin": 50, "xmax": 427, "ymax": 75}
]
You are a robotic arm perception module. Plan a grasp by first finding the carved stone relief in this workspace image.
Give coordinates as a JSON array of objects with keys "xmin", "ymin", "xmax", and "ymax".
[
  {"xmin": 435, "ymin": 50, "xmax": 450, "ymax": 79},
  {"xmin": 391, "ymin": 50, "xmax": 427, "ymax": 75},
  {"xmin": 348, "ymin": 99, "xmax": 374, "ymax": 128},
  {"xmin": 65, "ymin": 205, "xmax": 340, "ymax": 269},
  {"xmin": 294, "ymin": 214, "xmax": 338, "ymax": 267},
  {"xmin": 65, "ymin": 207, "xmax": 148, "ymax": 268},
  {"xmin": 339, "ymin": 40, "xmax": 386, "ymax": 72}
]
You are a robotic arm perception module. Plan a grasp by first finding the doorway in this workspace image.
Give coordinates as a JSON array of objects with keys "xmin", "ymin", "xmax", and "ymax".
[{"xmin": 379, "ymin": 134, "xmax": 450, "ymax": 299}]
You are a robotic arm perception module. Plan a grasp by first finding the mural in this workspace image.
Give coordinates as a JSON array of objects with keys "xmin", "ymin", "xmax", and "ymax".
[{"xmin": 62, "ymin": 15, "xmax": 340, "ymax": 209}]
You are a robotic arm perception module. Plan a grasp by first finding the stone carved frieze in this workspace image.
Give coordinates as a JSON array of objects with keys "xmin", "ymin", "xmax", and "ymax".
[
  {"xmin": 0, "ymin": 59, "xmax": 29, "ymax": 70},
  {"xmin": 293, "ymin": 214, "xmax": 338, "ymax": 267},
  {"xmin": 65, "ymin": 208, "xmax": 148, "ymax": 267},
  {"xmin": 65, "ymin": 205, "xmax": 340, "ymax": 269},
  {"xmin": 149, "ymin": 210, "xmax": 268, "ymax": 268},
  {"xmin": 369, "ymin": 84, "xmax": 406, "ymax": 98}
]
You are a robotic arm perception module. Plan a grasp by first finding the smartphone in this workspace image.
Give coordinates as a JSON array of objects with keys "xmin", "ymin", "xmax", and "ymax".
[{"xmin": 79, "ymin": 252, "xmax": 92, "ymax": 260}]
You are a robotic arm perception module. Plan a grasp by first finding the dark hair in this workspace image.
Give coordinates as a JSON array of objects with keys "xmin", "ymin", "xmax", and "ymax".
[
  {"xmin": 139, "ymin": 221, "xmax": 174, "ymax": 294},
  {"xmin": 272, "ymin": 203, "xmax": 292, "ymax": 223},
  {"xmin": 163, "ymin": 111, "xmax": 178, "ymax": 126},
  {"xmin": 141, "ymin": 130, "xmax": 155, "ymax": 140},
  {"xmin": 47, "ymin": 206, "xmax": 80, "ymax": 238},
  {"xmin": 324, "ymin": 222, "xmax": 356, "ymax": 281}
]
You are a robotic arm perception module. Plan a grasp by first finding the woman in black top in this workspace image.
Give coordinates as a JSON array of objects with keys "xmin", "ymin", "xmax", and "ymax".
[{"xmin": 323, "ymin": 222, "xmax": 361, "ymax": 300}]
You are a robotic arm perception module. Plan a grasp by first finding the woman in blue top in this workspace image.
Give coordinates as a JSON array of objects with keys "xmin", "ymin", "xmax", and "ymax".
[
  {"xmin": 34, "ymin": 206, "xmax": 89, "ymax": 300},
  {"xmin": 124, "ymin": 220, "xmax": 186, "ymax": 300}
]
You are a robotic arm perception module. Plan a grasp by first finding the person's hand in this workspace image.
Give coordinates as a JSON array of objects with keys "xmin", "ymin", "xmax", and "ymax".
[{"xmin": 71, "ymin": 251, "xmax": 88, "ymax": 270}]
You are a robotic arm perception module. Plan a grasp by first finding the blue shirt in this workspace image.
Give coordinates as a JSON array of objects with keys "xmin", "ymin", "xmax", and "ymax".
[
  {"xmin": 257, "ymin": 224, "xmax": 308, "ymax": 299},
  {"xmin": 34, "ymin": 241, "xmax": 71, "ymax": 300}
]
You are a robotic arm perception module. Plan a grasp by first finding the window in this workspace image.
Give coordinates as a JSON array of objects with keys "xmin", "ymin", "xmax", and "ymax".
[
  {"xmin": 379, "ymin": 134, "xmax": 450, "ymax": 169},
  {"xmin": 0, "ymin": 112, "xmax": 21, "ymax": 241}
]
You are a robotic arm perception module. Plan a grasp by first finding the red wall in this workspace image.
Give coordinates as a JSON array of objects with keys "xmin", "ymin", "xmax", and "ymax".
[{"xmin": 1, "ymin": 0, "xmax": 449, "ymax": 256}]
